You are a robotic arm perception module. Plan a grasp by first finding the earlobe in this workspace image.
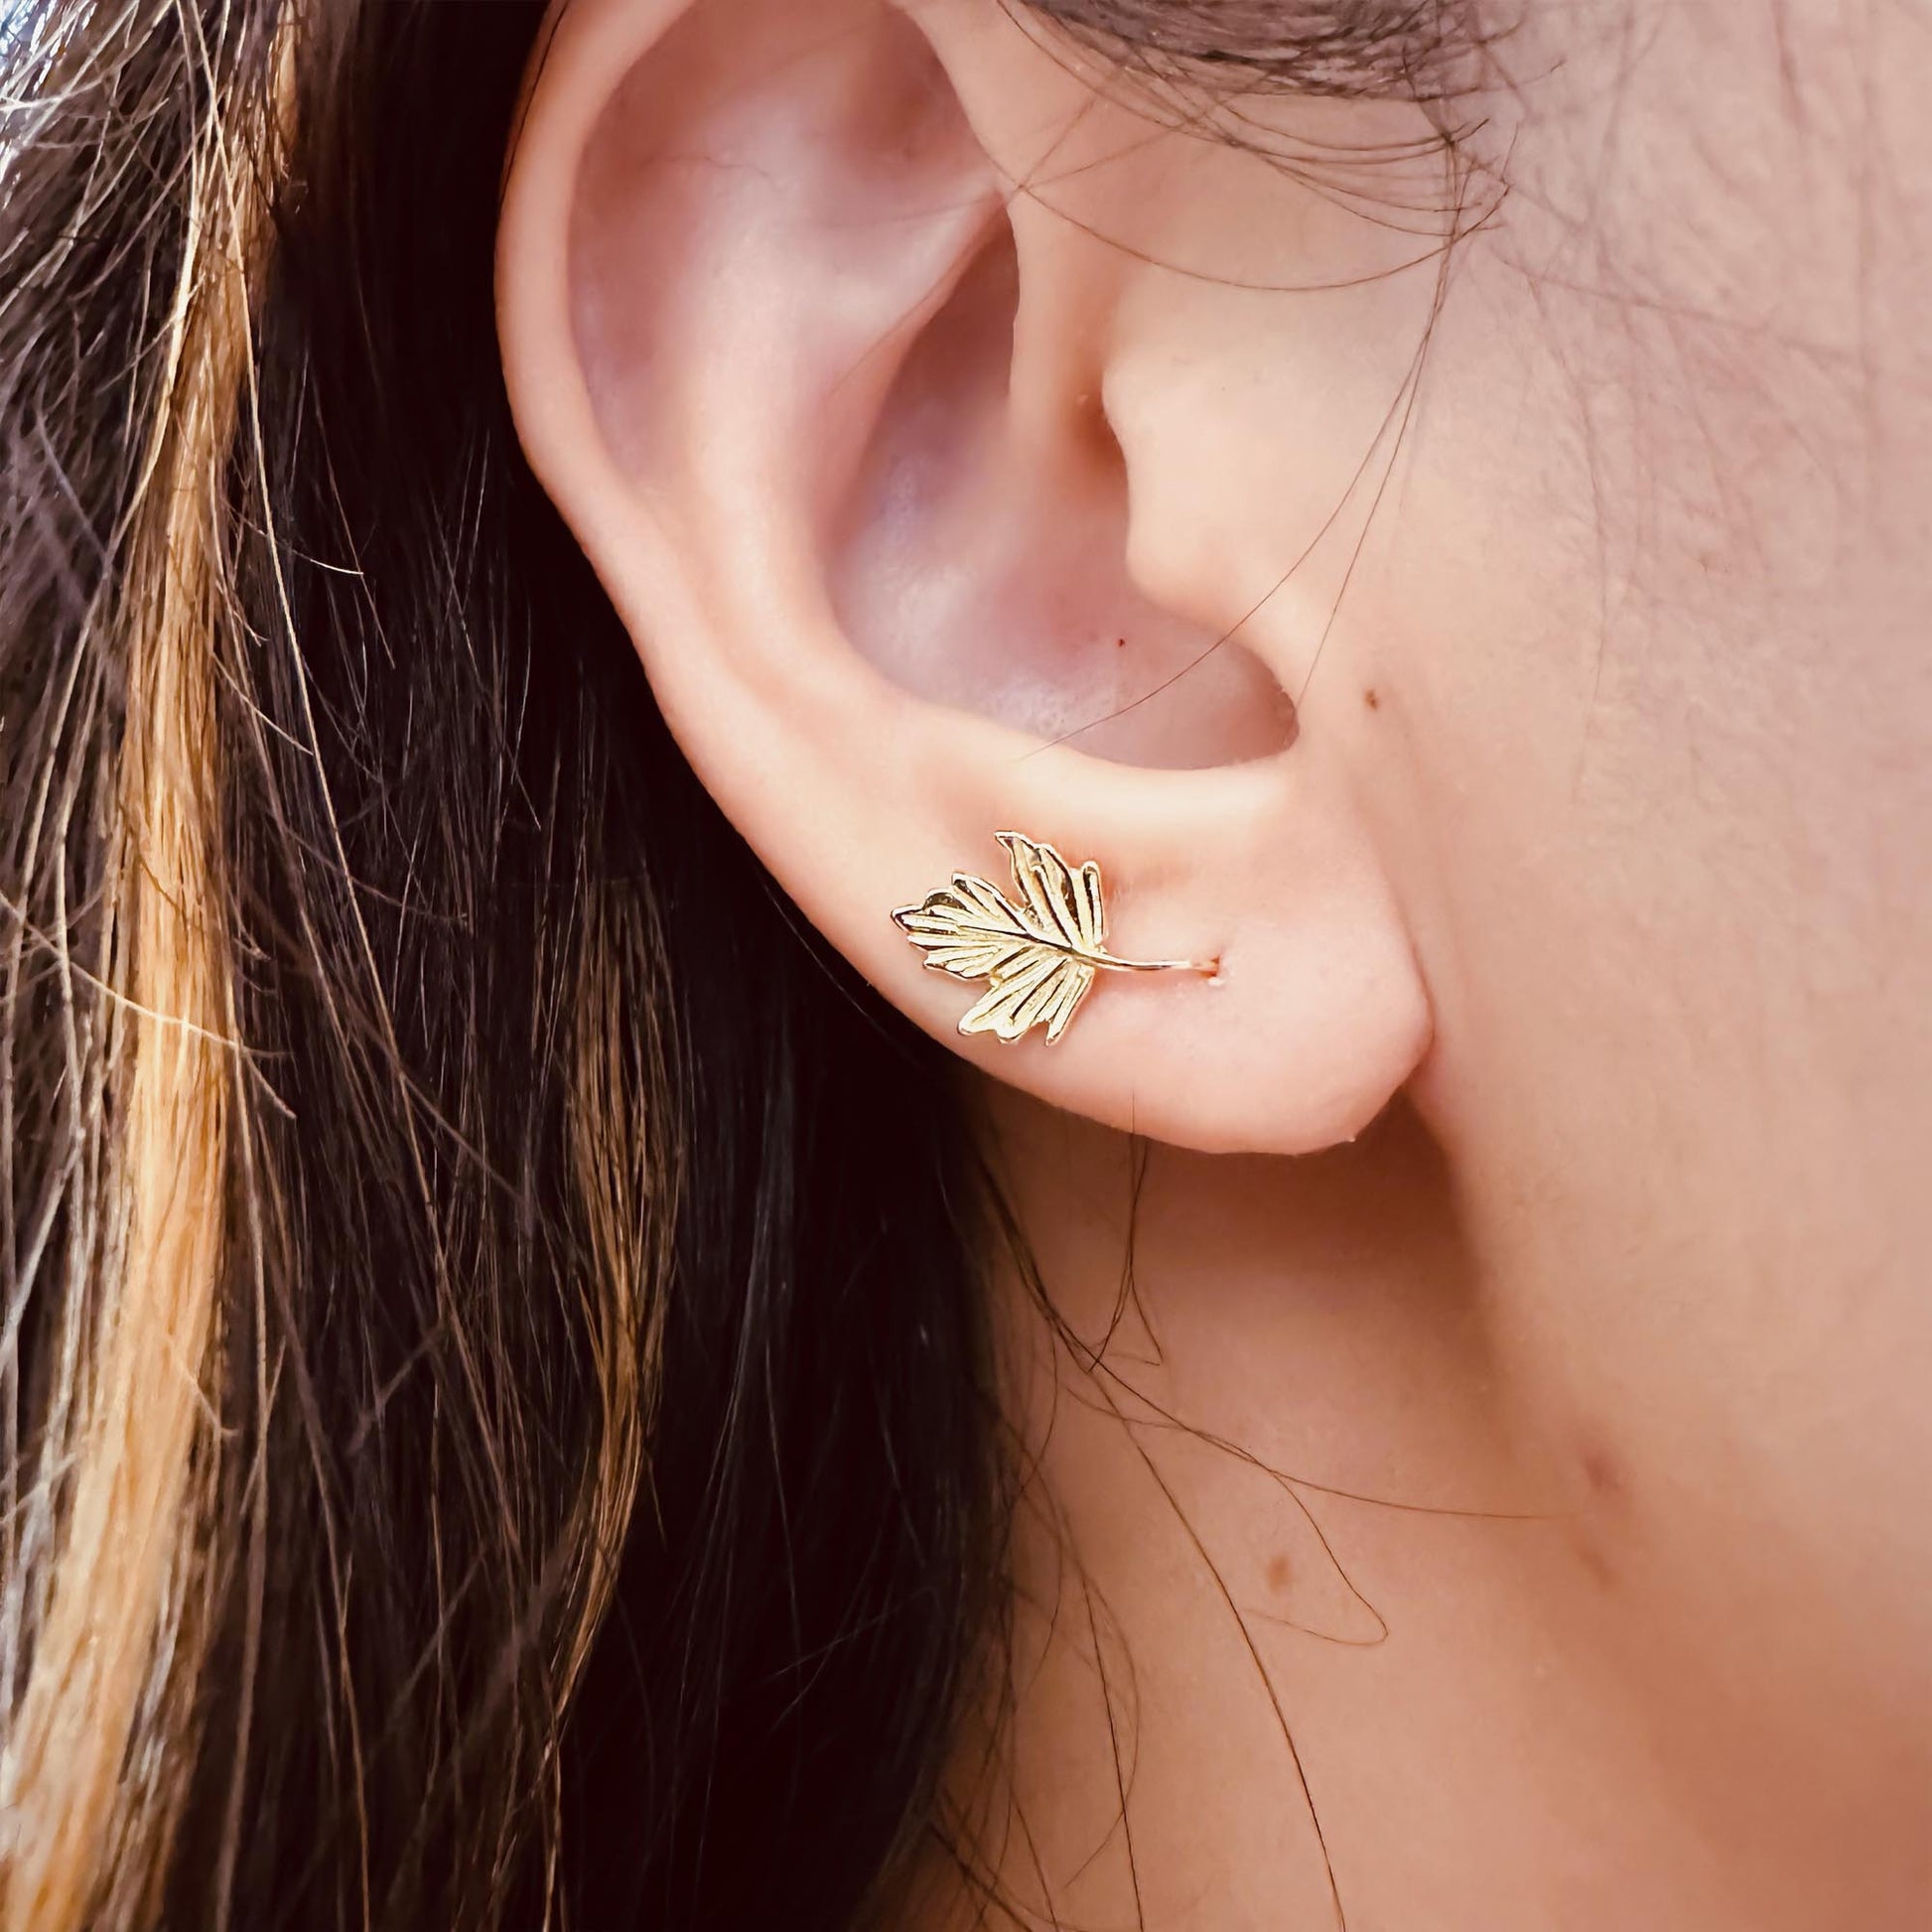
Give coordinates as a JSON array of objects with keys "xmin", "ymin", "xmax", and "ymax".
[{"xmin": 496, "ymin": 0, "xmax": 1433, "ymax": 1155}]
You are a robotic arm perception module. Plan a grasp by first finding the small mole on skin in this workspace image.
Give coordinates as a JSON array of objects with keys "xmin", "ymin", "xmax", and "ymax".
[
  {"xmin": 1363, "ymin": 687, "xmax": 1381, "ymax": 710},
  {"xmin": 1574, "ymin": 1537, "xmax": 1617, "ymax": 1590},
  {"xmin": 1569, "ymin": 1439, "xmax": 1630, "ymax": 1588},
  {"xmin": 1117, "ymin": 636, "xmax": 1127, "ymax": 648},
  {"xmin": 1265, "ymin": 1554, "xmax": 1293, "ymax": 1592},
  {"xmin": 1580, "ymin": 1444, "xmax": 1625, "ymax": 1502}
]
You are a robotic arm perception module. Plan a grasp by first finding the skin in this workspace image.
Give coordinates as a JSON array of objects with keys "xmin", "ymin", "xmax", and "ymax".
[{"xmin": 499, "ymin": 0, "xmax": 1932, "ymax": 1923}]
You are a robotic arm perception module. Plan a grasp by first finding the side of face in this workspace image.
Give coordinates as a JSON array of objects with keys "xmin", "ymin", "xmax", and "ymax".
[{"xmin": 497, "ymin": 0, "xmax": 1932, "ymax": 1863}]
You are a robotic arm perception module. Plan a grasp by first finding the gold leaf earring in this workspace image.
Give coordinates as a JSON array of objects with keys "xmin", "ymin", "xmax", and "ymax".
[{"xmin": 892, "ymin": 831, "xmax": 1217, "ymax": 1044}]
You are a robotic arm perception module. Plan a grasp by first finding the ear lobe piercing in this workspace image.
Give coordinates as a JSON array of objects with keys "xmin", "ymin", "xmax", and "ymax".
[{"xmin": 891, "ymin": 831, "xmax": 1218, "ymax": 1044}]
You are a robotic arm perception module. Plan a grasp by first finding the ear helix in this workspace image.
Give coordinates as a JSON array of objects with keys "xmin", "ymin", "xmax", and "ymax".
[{"xmin": 892, "ymin": 831, "xmax": 1220, "ymax": 1044}]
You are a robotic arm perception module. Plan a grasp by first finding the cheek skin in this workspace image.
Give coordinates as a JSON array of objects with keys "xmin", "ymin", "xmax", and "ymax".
[
  {"xmin": 1339, "ymin": 23, "xmax": 1932, "ymax": 1899},
  {"xmin": 1070, "ymin": 8, "xmax": 1932, "ymax": 1898}
]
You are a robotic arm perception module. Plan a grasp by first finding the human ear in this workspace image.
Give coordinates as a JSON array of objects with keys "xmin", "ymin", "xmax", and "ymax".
[{"xmin": 496, "ymin": 0, "xmax": 1432, "ymax": 1155}]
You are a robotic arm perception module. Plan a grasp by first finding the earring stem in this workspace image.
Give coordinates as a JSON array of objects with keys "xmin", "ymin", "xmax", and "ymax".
[{"xmin": 1095, "ymin": 953, "xmax": 1220, "ymax": 976}]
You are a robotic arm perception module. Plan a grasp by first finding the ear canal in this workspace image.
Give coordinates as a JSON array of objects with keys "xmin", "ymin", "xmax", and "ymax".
[{"xmin": 829, "ymin": 217, "xmax": 1300, "ymax": 771}]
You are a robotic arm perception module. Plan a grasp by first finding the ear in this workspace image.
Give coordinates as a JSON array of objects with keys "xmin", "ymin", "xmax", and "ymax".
[{"xmin": 496, "ymin": 0, "xmax": 1432, "ymax": 1155}]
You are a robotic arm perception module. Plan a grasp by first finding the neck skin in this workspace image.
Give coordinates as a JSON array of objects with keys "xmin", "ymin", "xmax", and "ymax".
[{"xmin": 910, "ymin": 1082, "xmax": 1925, "ymax": 1932}]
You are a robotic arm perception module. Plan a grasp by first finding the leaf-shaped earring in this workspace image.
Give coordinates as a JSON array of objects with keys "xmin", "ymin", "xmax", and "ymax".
[{"xmin": 892, "ymin": 832, "xmax": 1217, "ymax": 1044}]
